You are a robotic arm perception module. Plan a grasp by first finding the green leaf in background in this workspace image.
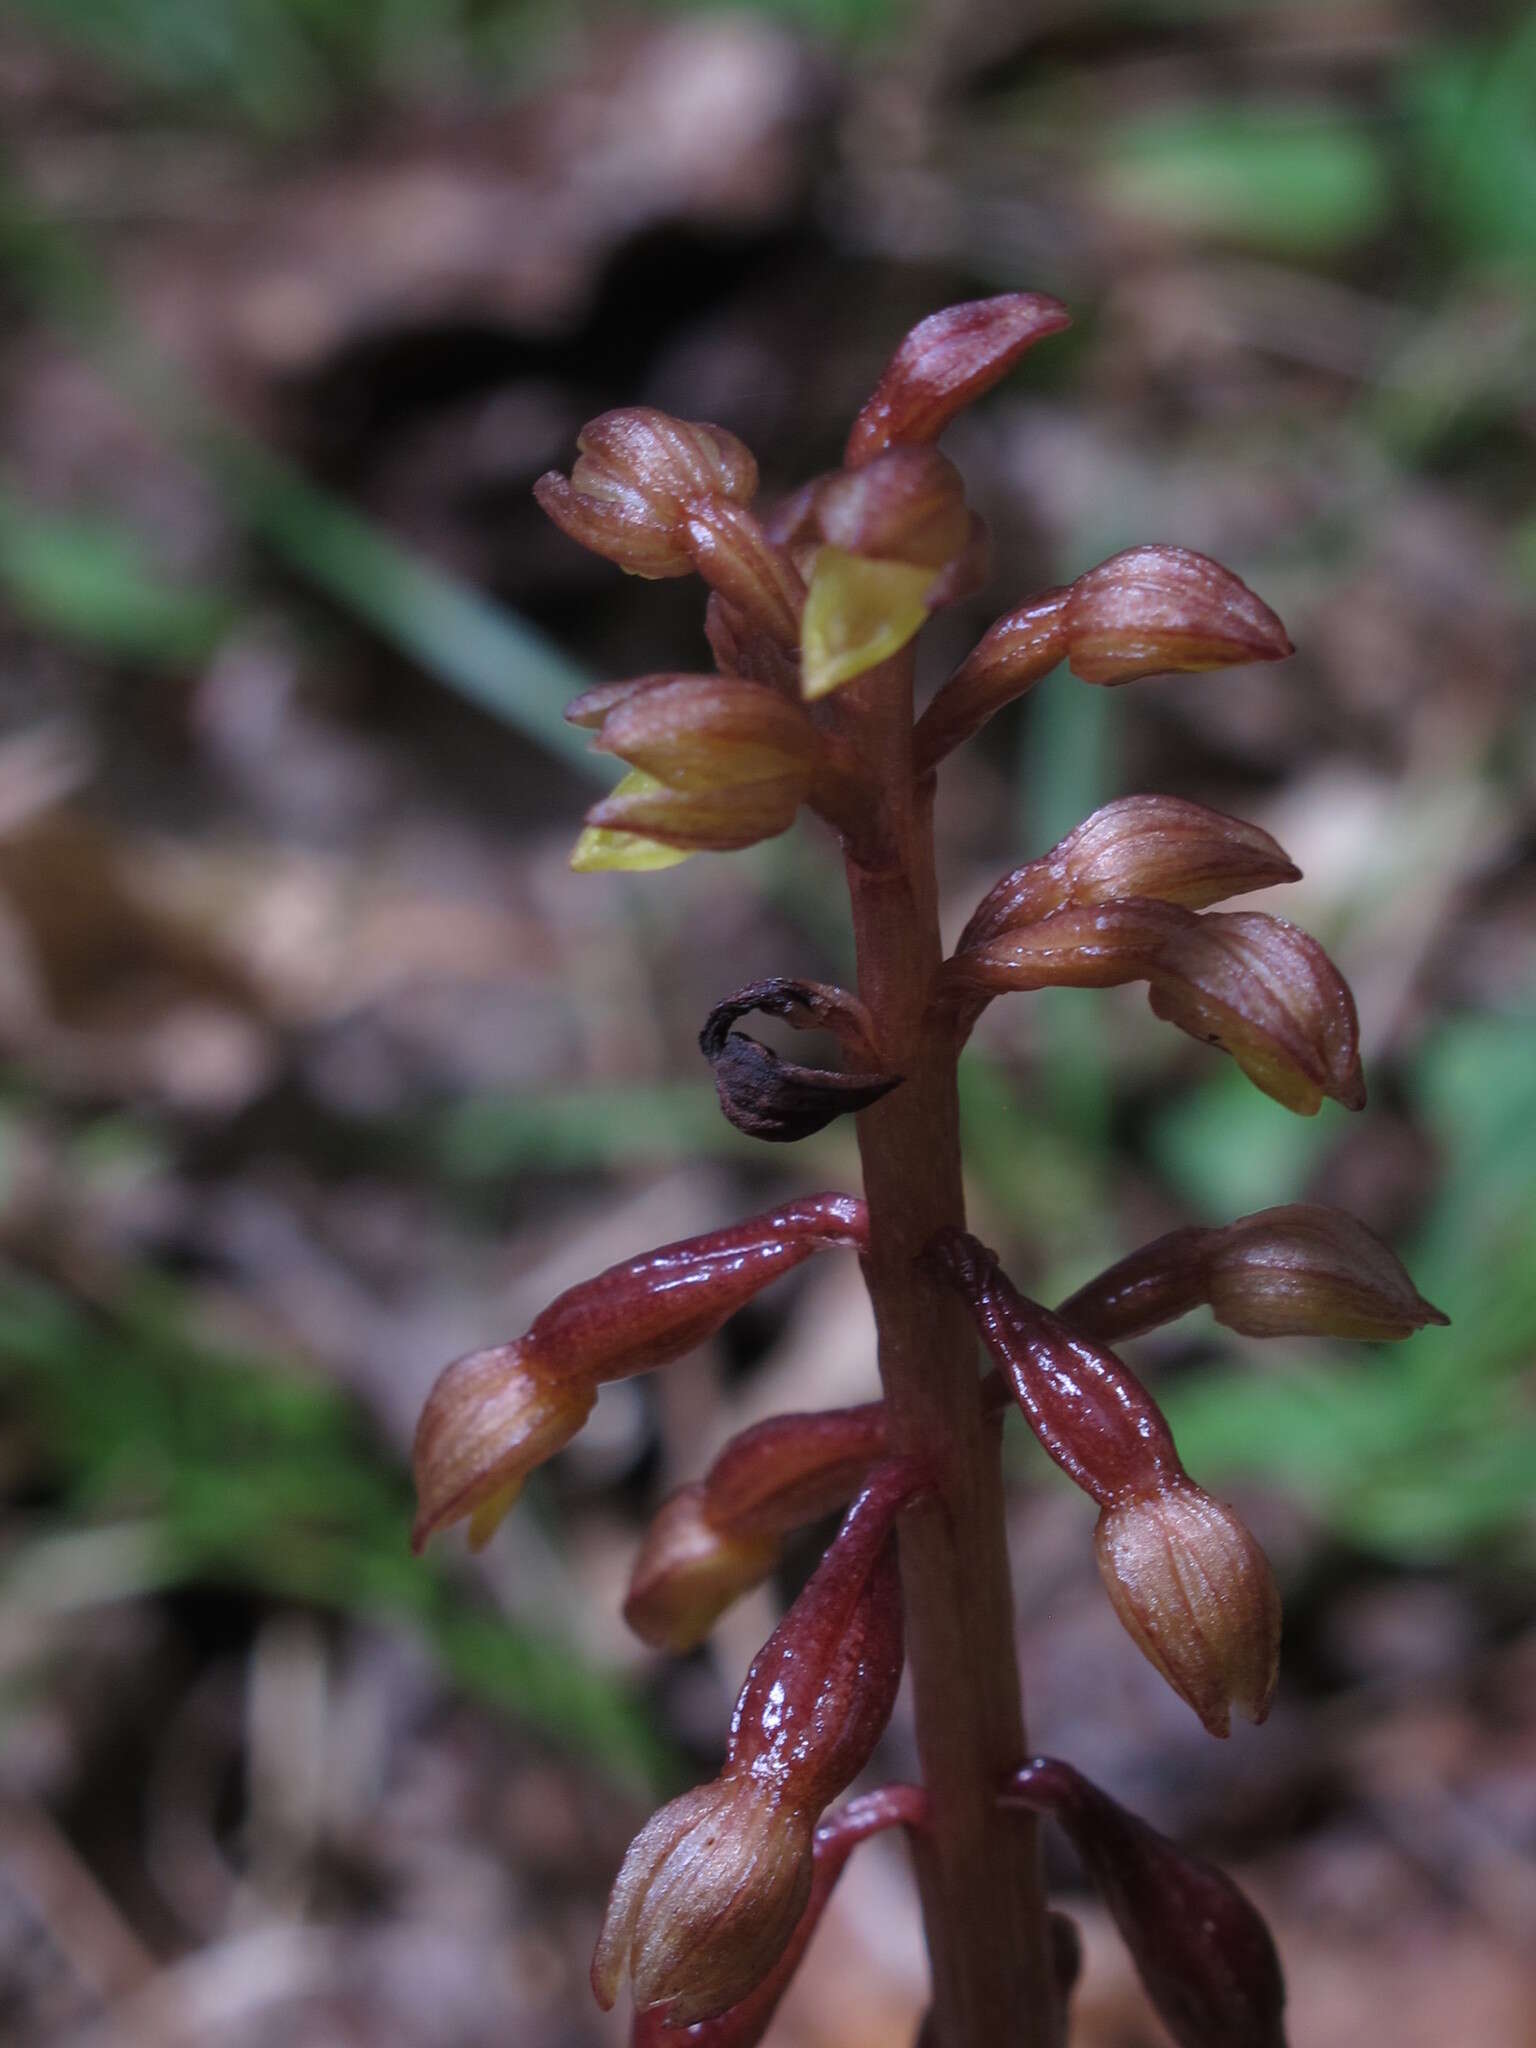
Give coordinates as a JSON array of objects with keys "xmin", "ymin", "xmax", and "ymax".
[
  {"xmin": 1094, "ymin": 105, "xmax": 1392, "ymax": 256},
  {"xmin": 0, "ymin": 1273, "xmax": 673, "ymax": 1789},
  {"xmin": 1399, "ymin": 14, "xmax": 1536, "ymax": 268},
  {"xmin": 1147, "ymin": 1064, "xmax": 1342, "ymax": 1219},
  {"xmin": 0, "ymin": 483, "xmax": 234, "ymax": 668}
]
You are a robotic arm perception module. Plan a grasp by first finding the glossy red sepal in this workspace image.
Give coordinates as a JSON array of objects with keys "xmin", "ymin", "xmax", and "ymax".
[
  {"xmin": 594, "ymin": 1463, "xmax": 931, "ymax": 2025},
  {"xmin": 929, "ymin": 1231, "xmax": 1279, "ymax": 1736},
  {"xmin": 1000, "ymin": 1758, "xmax": 1288, "ymax": 2048},
  {"xmin": 412, "ymin": 1194, "xmax": 867, "ymax": 1551}
]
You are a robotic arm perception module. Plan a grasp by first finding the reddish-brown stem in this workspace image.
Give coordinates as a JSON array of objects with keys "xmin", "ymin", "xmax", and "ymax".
[{"xmin": 840, "ymin": 648, "xmax": 1054, "ymax": 2048}]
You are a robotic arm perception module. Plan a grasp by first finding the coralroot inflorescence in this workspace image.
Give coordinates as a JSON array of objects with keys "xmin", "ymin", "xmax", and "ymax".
[{"xmin": 412, "ymin": 294, "xmax": 1445, "ymax": 2047}]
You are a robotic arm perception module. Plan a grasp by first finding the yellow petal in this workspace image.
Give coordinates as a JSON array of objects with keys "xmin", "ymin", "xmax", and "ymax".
[
  {"xmin": 467, "ymin": 1479, "xmax": 526, "ymax": 1550},
  {"xmin": 569, "ymin": 769, "xmax": 694, "ymax": 872},
  {"xmin": 800, "ymin": 547, "xmax": 933, "ymax": 701}
]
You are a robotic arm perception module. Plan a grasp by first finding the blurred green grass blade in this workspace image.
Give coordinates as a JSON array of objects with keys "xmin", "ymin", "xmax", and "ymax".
[
  {"xmin": 0, "ymin": 171, "xmax": 599, "ymax": 776},
  {"xmin": 1094, "ymin": 105, "xmax": 1392, "ymax": 255},
  {"xmin": 203, "ymin": 430, "xmax": 599, "ymax": 774},
  {"xmin": 1399, "ymin": 14, "xmax": 1536, "ymax": 268},
  {"xmin": 0, "ymin": 482, "xmax": 234, "ymax": 667},
  {"xmin": 0, "ymin": 1272, "xmax": 670, "ymax": 1788}
]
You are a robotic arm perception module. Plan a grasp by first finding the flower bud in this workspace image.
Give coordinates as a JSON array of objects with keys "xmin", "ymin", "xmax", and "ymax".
[
  {"xmin": 598, "ymin": 1466, "xmax": 925, "ymax": 2022},
  {"xmin": 914, "ymin": 547, "xmax": 1290, "ymax": 766},
  {"xmin": 585, "ymin": 675, "xmax": 820, "ymax": 792},
  {"xmin": 703, "ymin": 1402, "xmax": 889, "ymax": 1541},
  {"xmin": 632, "ymin": 1786, "xmax": 927, "ymax": 2048},
  {"xmin": 581, "ymin": 767, "xmax": 805, "ymax": 854},
  {"xmin": 624, "ymin": 1403, "xmax": 889, "ymax": 1651},
  {"xmin": 1059, "ymin": 1205, "xmax": 1446, "ymax": 1345},
  {"xmin": 959, "ymin": 797, "xmax": 1300, "ymax": 951},
  {"xmin": 593, "ymin": 1777, "xmax": 815, "ymax": 2026},
  {"xmin": 411, "ymin": 1342, "xmax": 595, "ymax": 1553},
  {"xmin": 412, "ymin": 1196, "xmax": 868, "ymax": 1550},
  {"xmin": 623, "ymin": 1484, "xmax": 781, "ymax": 1654},
  {"xmin": 535, "ymin": 408, "xmax": 757, "ymax": 579},
  {"xmin": 1148, "ymin": 910, "xmax": 1365, "ymax": 1114},
  {"xmin": 1095, "ymin": 1484, "xmax": 1280, "ymax": 1737},
  {"xmin": 1206, "ymin": 1204, "xmax": 1447, "ymax": 1339},
  {"xmin": 1059, "ymin": 546, "xmax": 1293, "ymax": 686},
  {"xmin": 1002, "ymin": 1758, "xmax": 1288, "ymax": 2048},
  {"xmin": 684, "ymin": 502, "xmax": 806, "ymax": 647},
  {"xmin": 928, "ymin": 1232, "xmax": 1279, "ymax": 1735},
  {"xmin": 813, "ymin": 448, "xmax": 972, "ymax": 570},
  {"xmin": 845, "ymin": 293, "xmax": 1071, "ymax": 466}
]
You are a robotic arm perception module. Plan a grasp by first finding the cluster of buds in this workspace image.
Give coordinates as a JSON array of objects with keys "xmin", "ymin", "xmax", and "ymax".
[
  {"xmin": 411, "ymin": 1193, "xmax": 867, "ymax": 1551},
  {"xmin": 408, "ymin": 290, "xmax": 1450, "ymax": 2045},
  {"xmin": 931, "ymin": 1229, "xmax": 1280, "ymax": 1736},
  {"xmin": 936, "ymin": 795, "xmax": 1364, "ymax": 1115},
  {"xmin": 594, "ymin": 1463, "xmax": 930, "ymax": 2026}
]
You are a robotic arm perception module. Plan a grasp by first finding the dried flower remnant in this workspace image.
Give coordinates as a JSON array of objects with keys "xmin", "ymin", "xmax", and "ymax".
[
  {"xmin": 595, "ymin": 1465, "xmax": 928, "ymax": 2023},
  {"xmin": 699, "ymin": 978, "xmax": 902, "ymax": 1142},
  {"xmin": 633, "ymin": 1786, "xmax": 929, "ymax": 2048},
  {"xmin": 930, "ymin": 1231, "xmax": 1279, "ymax": 1735},
  {"xmin": 914, "ymin": 546, "xmax": 1292, "ymax": 770},
  {"xmin": 411, "ymin": 1195, "xmax": 867, "ymax": 1550},
  {"xmin": 534, "ymin": 408, "xmax": 758, "ymax": 579},
  {"xmin": 625, "ymin": 1402, "xmax": 889, "ymax": 1650},
  {"xmin": 1001, "ymin": 1759, "xmax": 1288, "ymax": 2048},
  {"xmin": 1059, "ymin": 1203, "xmax": 1448, "ymax": 1345}
]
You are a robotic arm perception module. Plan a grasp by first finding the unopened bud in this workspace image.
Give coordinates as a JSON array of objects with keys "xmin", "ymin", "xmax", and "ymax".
[
  {"xmin": 928, "ymin": 1232, "xmax": 1279, "ymax": 1736},
  {"xmin": 623, "ymin": 1485, "xmax": 781, "ymax": 1653},
  {"xmin": 845, "ymin": 293, "xmax": 1071, "ymax": 467},
  {"xmin": 598, "ymin": 1466, "xmax": 925, "ymax": 2021},
  {"xmin": 1148, "ymin": 910, "xmax": 1365, "ymax": 1115},
  {"xmin": 1060, "ymin": 546, "xmax": 1293, "ymax": 686},
  {"xmin": 412, "ymin": 1196, "xmax": 867, "ymax": 1550},
  {"xmin": 411, "ymin": 1343, "xmax": 595, "ymax": 1553},
  {"xmin": 938, "ymin": 894, "xmax": 1364, "ymax": 1116},
  {"xmin": 1002, "ymin": 1758, "xmax": 1288, "ymax": 2048},
  {"xmin": 1060, "ymin": 1205, "xmax": 1446, "ymax": 1345},
  {"xmin": 535, "ymin": 409, "xmax": 757, "ymax": 579},
  {"xmin": 581, "ymin": 767, "xmax": 805, "ymax": 854},
  {"xmin": 959, "ymin": 797, "xmax": 1300, "ymax": 951},
  {"xmin": 625, "ymin": 1403, "xmax": 889, "ymax": 1651},
  {"xmin": 584, "ymin": 675, "xmax": 820, "ymax": 792},
  {"xmin": 1206, "ymin": 1204, "xmax": 1447, "ymax": 1339},
  {"xmin": 632, "ymin": 1786, "xmax": 927, "ymax": 2048},
  {"xmin": 593, "ymin": 1777, "xmax": 815, "ymax": 2026},
  {"xmin": 915, "ymin": 546, "xmax": 1289, "ymax": 767},
  {"xmin": 1095, "ymin": 1484, "xmax": 1280, "ymax": 1737},
  {"xmin": 813, "ymin": 448, "xmax": 971, "ymax": 571}
]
